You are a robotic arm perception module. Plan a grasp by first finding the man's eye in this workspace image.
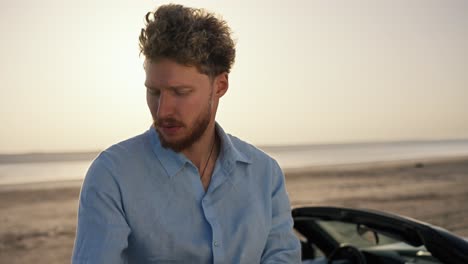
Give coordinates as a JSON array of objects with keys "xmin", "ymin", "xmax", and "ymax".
[
  {"xmin": 147, "ymin": 88, "xmax": 160, "ymax": 96},
  {"xmin": 174, "ymin": 89, "xmax": 190, "ymax": 96}
]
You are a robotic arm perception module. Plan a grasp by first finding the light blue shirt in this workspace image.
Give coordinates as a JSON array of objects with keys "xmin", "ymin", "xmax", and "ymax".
[{"xmin": 72, "ymin": 124, "xmax": 301, "ymax": 263}]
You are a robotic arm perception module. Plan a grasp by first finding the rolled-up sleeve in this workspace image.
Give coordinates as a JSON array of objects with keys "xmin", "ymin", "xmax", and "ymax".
[
  {"xmin": 72, "ymin": 155, "xmax": 131, "ymax": 264},
  {"xmin": 261, "ymin": 161, "xmax": 301, "ymax": 263}
]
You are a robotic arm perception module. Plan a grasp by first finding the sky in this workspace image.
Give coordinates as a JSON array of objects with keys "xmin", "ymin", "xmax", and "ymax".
[{"xmin": 1, "ymin": 0, "xmax": 467, "ymax": 153}]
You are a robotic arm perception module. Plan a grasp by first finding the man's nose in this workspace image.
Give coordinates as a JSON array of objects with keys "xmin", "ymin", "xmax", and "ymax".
[{"xmin": 157, "ymin": 91, "xmax": 175, "ymax": 118}]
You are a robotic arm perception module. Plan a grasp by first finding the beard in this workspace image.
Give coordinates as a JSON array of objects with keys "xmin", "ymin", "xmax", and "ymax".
[{"xmin": 154, "ymin": 98, "xmax": 212, "ymax": 153}]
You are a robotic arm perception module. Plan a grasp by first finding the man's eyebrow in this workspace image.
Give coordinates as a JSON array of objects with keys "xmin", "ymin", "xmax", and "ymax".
[{"xmin": 144, "ymin": 84, "xmax": 194, "ymax": 89}]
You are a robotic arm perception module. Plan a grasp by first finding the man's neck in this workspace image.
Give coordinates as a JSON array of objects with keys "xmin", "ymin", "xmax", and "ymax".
[{"xmin": 182, "ymin": 124, "xmax": 218, "ymax": 171}]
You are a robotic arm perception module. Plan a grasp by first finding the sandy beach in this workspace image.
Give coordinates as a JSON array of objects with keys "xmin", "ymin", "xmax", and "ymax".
[{"xmin": 1, "ymin": 157, "xmax": 467, "ymax": 263}]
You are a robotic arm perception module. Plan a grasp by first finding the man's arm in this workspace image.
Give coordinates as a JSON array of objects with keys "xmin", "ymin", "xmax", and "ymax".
[
  {"xmin": 261, "ymin": 161, "xmax": 301, "ymax": 263},
  {"xmin": 72, "ymin": 154, "xmax": 131, "ymax": 264}
]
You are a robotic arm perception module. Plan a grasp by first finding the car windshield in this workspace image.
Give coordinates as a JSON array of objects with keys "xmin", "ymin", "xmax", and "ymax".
[{"xmin": 316, "ymin": 219, "xmax": 413, "ymax": 249}]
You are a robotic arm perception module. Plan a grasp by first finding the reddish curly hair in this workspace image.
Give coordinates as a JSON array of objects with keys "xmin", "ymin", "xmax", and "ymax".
[{"xmin": 139, "ymin": 4, "xmax": 236, "ymax": 78}]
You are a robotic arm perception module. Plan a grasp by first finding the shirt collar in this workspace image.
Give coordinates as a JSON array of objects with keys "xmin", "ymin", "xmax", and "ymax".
[
  {"xmin": 148, "ymin": 122, "xmax": 251, "ymax": 178},
  {"xmin": 215, "ymin": 123, "xmax": 251, "ymax": 167},
  {"xmin": 148, "ymin": 126, "xmax": 188, "ymax": 178}
]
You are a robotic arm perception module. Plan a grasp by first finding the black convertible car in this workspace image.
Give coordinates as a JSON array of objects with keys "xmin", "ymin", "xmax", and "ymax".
[{"xmin": 293, "ymin": 206, "xmax": 468, "ymax": 264}]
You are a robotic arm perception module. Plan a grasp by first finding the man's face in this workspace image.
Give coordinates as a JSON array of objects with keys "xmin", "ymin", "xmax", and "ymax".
[{"xmin": 145, "ymin": 59, "xmax": 215, "ymax": 152}]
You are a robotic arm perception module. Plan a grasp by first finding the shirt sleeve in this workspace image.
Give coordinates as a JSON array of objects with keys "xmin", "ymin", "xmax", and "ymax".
[
  {"xmin": 261, "ymin": 160, "xmax": 302, "ymax": 263},
  {"xmin": 72, "ymin": 154, "xmax": 131, "ymax": 264}
]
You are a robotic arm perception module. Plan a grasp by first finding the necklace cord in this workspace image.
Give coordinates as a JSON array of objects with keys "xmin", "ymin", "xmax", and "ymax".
[{"xmin": 200, "ymin": 136, "xmax": 215, "ymax": 179}]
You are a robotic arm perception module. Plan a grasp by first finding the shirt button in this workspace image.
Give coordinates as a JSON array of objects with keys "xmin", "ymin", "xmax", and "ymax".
[{"xmin": 214, "ymin": 241, "xmax": 219, "ymax": 247}]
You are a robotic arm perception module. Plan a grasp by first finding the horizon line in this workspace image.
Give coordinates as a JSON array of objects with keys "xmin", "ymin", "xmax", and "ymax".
[{"xmin": 2, "ymin": 137, "xmax": 468, "ymax": 156}]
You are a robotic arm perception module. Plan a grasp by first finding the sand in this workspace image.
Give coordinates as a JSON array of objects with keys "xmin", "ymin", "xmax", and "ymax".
[{"xmin": 1, "ymin": 157, "xmax": 467, "ymax": 263}]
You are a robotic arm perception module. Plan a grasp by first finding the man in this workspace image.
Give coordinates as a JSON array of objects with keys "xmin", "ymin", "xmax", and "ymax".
[{"xmin": 72, "ymin": 4, "xmax": 301, "ymax": 263}]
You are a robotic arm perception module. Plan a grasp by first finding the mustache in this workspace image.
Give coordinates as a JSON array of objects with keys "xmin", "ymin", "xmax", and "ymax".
[{"xmin": 155, "ymin": 118, "xmax": 184, "ymax": 127}]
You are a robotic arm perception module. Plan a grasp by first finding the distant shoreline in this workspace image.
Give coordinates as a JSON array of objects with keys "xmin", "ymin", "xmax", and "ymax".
[
  {"xmin": 258, "ymin": 138, "xmax": 468, "ymax": 152},
  {"xmin": 282, "ymin": 154, "xmax": 468, "ymax": 174},
  {"xmin": 1, "ymin": 155, "xmax": 468, "ymax": 191},
  {"xmin": 2, "ymin": 138, "xmax": 468, "ymax": 164},
  {"xmin": 0, "ymin": 151, "xmax": 100, "ymax": 164}
]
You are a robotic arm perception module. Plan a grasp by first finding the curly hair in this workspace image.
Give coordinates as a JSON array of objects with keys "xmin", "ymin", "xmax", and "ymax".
[{"xmin": 139, "ymin": 4, "xmax": 236, "ymax": 78}]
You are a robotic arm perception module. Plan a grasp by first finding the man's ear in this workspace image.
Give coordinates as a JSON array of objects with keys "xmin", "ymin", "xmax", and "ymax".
[{"xmin": 214, "ymin": 72, "xmax": 229, "ymax": 98}]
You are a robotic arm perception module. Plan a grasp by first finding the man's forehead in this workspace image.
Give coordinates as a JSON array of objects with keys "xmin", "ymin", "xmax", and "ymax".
[
  {"xmin": 144, "ymin": 82, "xmax": 194, "ymax": 90},
  {"xmin": 144, "ymin": 72, "xmax": 197, "ymax": 89}
]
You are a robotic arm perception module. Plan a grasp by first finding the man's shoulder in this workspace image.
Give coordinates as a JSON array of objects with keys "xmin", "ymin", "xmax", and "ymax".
[
  {"xmin": 226, "ymin": 133, "xmax": 277, "ymax": 165},
  {"xmin": 82, "ymin": 129, "xmax": 160, "ymax": 191},
  {"xmin": 94, "ymin": 130, "xmax": 152, "ymax": 166}
]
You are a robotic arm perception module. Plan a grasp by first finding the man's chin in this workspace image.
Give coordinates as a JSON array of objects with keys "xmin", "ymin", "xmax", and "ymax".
[
  {"xmin": 158, "ymin": 134, "xmax": 191, "ymax": 152},
  {"xmin": 154, "ymin": 110, "xmax": 211, "ymax": 152}
]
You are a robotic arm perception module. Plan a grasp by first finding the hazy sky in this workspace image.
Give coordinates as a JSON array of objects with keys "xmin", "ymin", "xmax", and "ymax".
[{"xmin": 1, "ymin": 0, "xmax": 467, "ymax": 153}]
